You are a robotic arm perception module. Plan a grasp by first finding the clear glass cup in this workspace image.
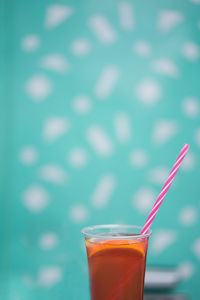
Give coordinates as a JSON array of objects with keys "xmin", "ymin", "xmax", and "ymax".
[{"xmin": 82, "ymin": 224, "xmax": 151, "ymax": 300}]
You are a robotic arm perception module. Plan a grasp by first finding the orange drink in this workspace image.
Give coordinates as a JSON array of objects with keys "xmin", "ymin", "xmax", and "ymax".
[{"xmin": 83, "ymin": 225, "xmax": 151, "ymax": 300}]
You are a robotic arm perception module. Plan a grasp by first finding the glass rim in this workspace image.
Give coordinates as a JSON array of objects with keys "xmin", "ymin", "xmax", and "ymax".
[{"xmin": 82, "ymin": 224, "xmax": 152, "ymax": 240}]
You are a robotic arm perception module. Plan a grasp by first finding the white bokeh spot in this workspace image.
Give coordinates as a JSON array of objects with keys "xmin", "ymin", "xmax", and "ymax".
[
  {"xmin": 71, "ymin": 39, "xmax": 91, "ymax": 56},
  {"xmin": 22, "ymin": 185, "xmax": 49, "ymax": 212},
  {"xmin": 132, "ymin": 187, "xmax": 156, "ymax": 213},
  {"xmin": 135, "ymin": 79, "xmax": 162, "ymax": 105},
  {"xmin": 38, "ymin": 267, "xmax": 62, "ymax": 287},
  {"xmin": 192, "ymin": 238, "xmax": 200, "ymax": 260},
  {"xmin": 153, "ymin": 120, "xmax": 179, "ymax": 145},
  {"xmin": 38, "ymin": 164, "xmax": 68, "ymax": 184},
  {"xmin": 151, "ymin": 59, "xmax": 179, "ymax": 77},
  {"xmin": 150, "ymin": 230, "xmax": 177, "ymax": 254},
  {"xmin": 39, "ymin": 233, "xmax": 59, "ymax": 250},
  {"xmin": 40, "ymin": 54, "xmax": 69, "ymax": 73},
  {"xmin": 68, "ymin": 148, "xmax": 88, "ymax": 168},
  {"xmin": 158, "ymin": 10, "xmax": 183, "ymax": 32},
  {"xmin": 86, "ymin": 125, "xmax": 114, "ymax": 156},
  {"xmin": 181, "ymin": 152, "xmax": 196, "ymax": 171},
  {"xmin": 182, "ymin": 97, "xmax": 199, "ymax": 118},
  {"xmin": 22, "ymin": 35, "xmax": 40, "ymax": 52},
  {"xmin": 89, "ymin": 15, "xmax": 118, "ymax": 44},
  {"xmin": 177, "ymin": 261, "xmax": 194, "ymax": 280},
  {"xmin": 119, "ymin": 2, "xmax": 134, "ymax": 31},
  {"xmin": 19, "ymin": 146, "xmax": 38, "ymax": 165},
  {"xmin": 43, "ymin": 117, "xmax": 70, "ymax": 142},
  {"xmin": 182, "ymin": 42, "xmax": 199, "ymax": 60},
  {"xmin": 72, "ymin": 95, "xmax": 92, "ymax": 114},
  {"xmin": 129, "ymin": 150, "xmax": 148, "ymax": 168},
  {"xmin": 91, "ymin": 174, "xmax": 116, "ymax": 209},
  {"xmin": 45, "ymin": 5, "xmax": 73, "ymax": 28},
  {"xmin": 114, "ymin": 112, "xmax": 131, "ymax": 144},
  {"xmin": 194, "ymin": 128, "xmax": 200, "ymax": 147},
  {"xmin": 69, "ymin": 204, "xmax": 89, "ymax": 223},
  {"xmin": 25, "ymin": 75, "xmax": 52, "ymax": 101},
  {"xmin": 179, "ymin": 206, "xmax": 197, "ymax": 226},
  {"xmin": 148, "ymin": 167, "xmax": 169, "ymax": 185},
  {"xmin": 133, "ymin": 41, "xmax": 151, "ymax": 57},
  {"xmin": 190, "ymin": 0, "xmax": 200, "ymax": 4},
  {"xmin": 95, "ymin": 65, "xmax": 119, "ymax": 99}
]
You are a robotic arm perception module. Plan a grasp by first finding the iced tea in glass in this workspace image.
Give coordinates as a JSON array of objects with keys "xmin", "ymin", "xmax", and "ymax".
[{"xmin": 82, "ymin": 225, "xmax": 151, "ymax": 300}]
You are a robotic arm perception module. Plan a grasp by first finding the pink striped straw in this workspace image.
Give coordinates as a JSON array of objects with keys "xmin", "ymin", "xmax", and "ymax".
[{"xmin": 141, "ymin": 144, "xmax": 189, "ymax": 235}]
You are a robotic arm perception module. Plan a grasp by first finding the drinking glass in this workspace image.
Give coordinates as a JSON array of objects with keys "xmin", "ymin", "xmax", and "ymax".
[{"xmin": 82, "ymin": 224, "xmax": 151, "ymax": 300}]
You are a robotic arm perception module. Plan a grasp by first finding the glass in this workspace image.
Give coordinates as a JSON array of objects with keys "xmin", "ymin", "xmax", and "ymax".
[{"xmin": 82, "ymin": 224, "xmax": 151, "ymax": 300}]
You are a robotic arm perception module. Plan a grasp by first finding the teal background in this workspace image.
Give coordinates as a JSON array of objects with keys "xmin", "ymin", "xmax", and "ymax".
[{"xmin": 1, "ymin": 0, "xmax": 200, "ymax": 299}]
